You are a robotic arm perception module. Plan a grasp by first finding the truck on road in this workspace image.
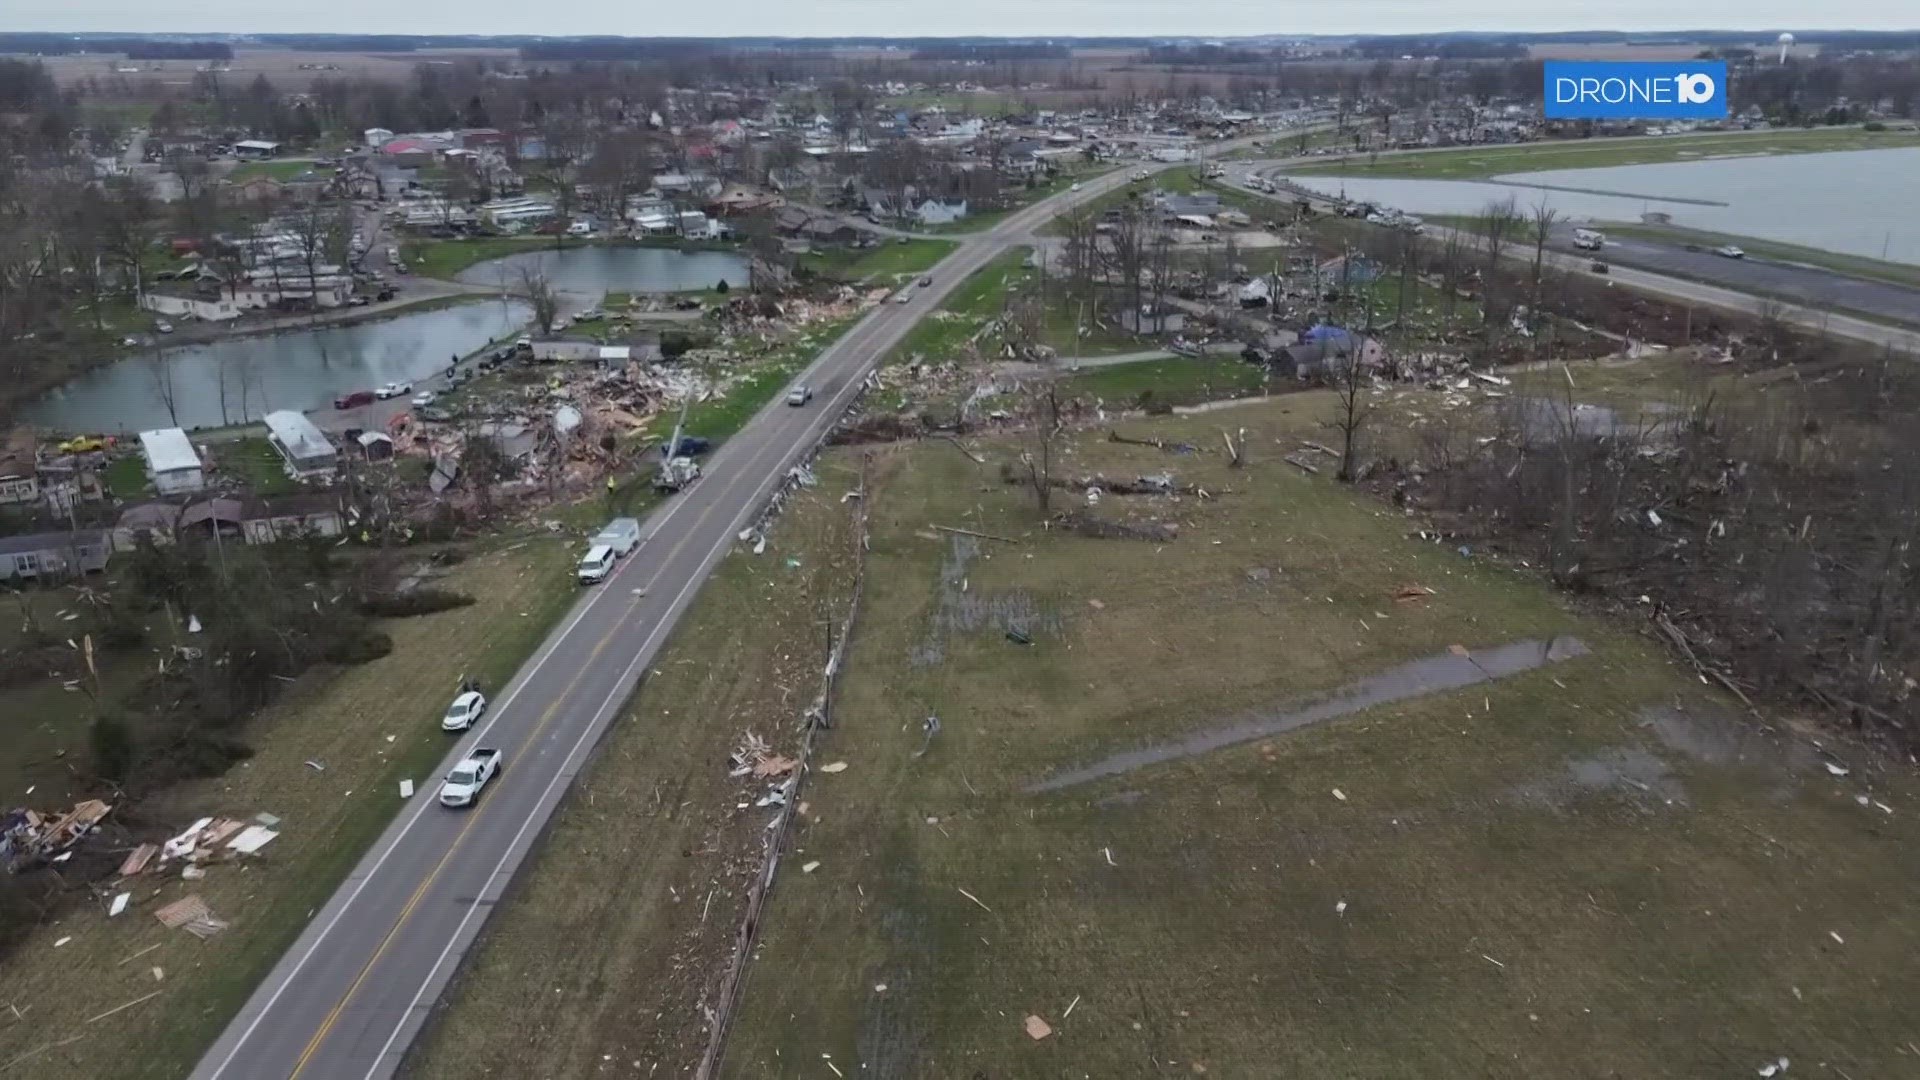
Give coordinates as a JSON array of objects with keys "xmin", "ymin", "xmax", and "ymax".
[
  {"xmin": 1572, "ymin": 228, "xmax": 1606, "ymax": 251},
  {"xmin": 439, "ymin": 748, "xmax": 502, "ymax": 807}
]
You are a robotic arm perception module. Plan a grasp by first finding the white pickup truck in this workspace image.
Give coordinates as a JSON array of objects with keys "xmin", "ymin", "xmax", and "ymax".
[{"xmin": 439, "ymin": 748, "xmax": 502, "ymax": 807}]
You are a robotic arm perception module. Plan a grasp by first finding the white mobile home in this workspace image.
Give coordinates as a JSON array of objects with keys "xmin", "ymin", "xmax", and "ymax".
[
  {"xmin": 137, "ymin": 428, "xmax": 206, "ymax": 494},
  {"xmin": 262, "ymin": 410, "xmax": 339, "ymax": 481}
]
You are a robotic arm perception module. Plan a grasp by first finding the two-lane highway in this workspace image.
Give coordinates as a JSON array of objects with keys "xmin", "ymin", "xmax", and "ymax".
[{"xmin": 189, "ymin": 152, "xmax": 1160, "ymax": 1080}]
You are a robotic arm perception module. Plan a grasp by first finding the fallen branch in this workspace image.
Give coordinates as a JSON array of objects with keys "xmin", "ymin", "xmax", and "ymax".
[
  {"xmin": 1283, "ymin": 454, "xmax": 1320, "ymax": 475},
  {"xmin": 84, "ymin": 991, "xmax": 162, "ymax": 1025},
  {"xmin": 938, "ymin": 435, "xmax": 985, "ymax": 464},
  {"xmin": 931, "ymin": 524, "xmax": 1020, "ymax": 544}
]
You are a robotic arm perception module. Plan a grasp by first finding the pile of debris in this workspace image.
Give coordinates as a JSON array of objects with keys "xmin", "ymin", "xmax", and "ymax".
[
  {"xmin": 0, "ymin": 799, "xmax": 112, "ymax": 873},
  {"xmin": 728, "ymin": 731, "xmax": 799, "ymax": 813},
  {"xmin": 153, "ymin": 813, "xmax": 281, "ymax": 873}
]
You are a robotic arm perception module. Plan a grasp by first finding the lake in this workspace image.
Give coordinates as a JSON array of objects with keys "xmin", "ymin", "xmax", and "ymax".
[
  {"xmin": 30, "ymin": 299, "xmax": 532, "ymax": 435},
  {"xmin": 1280, "ymin": 147, "xmax": 1920, "ymax": 265},
  {"xmin": 454, "ymin": 245, "xmax": 750, "ymax": 294}
]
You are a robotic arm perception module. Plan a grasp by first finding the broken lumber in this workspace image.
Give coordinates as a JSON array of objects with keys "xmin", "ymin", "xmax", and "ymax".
[
  {"xmin": 1283, "ymin": 454, "xmax": 1320, "ymax": 475},
  {"xmin": 931, "ymin": 524, "xmax": 1019, "ymax": 544}
]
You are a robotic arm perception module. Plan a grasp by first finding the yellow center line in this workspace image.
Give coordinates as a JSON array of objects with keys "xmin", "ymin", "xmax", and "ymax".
[
  {"xmin": 287, "ymin": 292, "xmax": 882, "ymax": 1074},
  {"xmin": 287, "ymin": 457, "xmax": 776, "ymax": 1074}
]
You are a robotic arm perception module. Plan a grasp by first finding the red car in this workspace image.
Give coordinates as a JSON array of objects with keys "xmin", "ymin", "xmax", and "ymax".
[{"xmin": 333, "ymin": 390, "xmax": 375, "ymax": 410}]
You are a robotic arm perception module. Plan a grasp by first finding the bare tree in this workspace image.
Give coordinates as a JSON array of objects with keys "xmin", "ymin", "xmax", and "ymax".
[
  {"xmin": 1327, "ymin": 348, "xmax": 1374, "ymax": 482},
  {"xmin": 520, "ymin": 265, "xmax": 558, "ymax": 333},
  {"xmin": 1474, "ymin": 195, "xmax": 1521, "ymax": 328},
  {"xmin": 1020, "ymin": 384, "xmax": 1064, "ymax": 515},
  {"xmin": 1527, "ymin": 198, "xmax": 1559, "ymax": 308},
  {"xmin": 97, "ymin": 175, "xmax": 159, "ymax": 300},
  {"xmin": 148, "ymin": 345, "xmax": 180, "ymax": 427}
]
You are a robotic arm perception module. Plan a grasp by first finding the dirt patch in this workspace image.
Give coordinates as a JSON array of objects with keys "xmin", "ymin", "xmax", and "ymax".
[
  {"xmin": 910, "ymin": 535, "xmax": 1060, "ymax": 667},
  {"xmin": 1027, "ymin": 637, "xmax": 1589, "ymax": 793},
  {"xmin": 1642, "ymin": 703, "xmax": 1816, "ymax": 770},
  {"xmin": 1515, "ymin": 747, "xmax": 1688, "ymax": 807}
]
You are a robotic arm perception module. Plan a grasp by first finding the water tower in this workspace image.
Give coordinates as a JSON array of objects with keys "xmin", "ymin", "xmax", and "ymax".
[{"xmin": 1777, "ymin": 32, "xmax": 1795, "ymax": 64}]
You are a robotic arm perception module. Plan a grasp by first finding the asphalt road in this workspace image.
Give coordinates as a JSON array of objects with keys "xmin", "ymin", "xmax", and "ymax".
[
  {"xmin": 1228, "ymin": 167, "xmax": 1920, "ymax": 355},
  {"xmin": 1564, "ymin": 229, "xmax": 1920, "ymax": 328},
  {"xmin": 186, "ymin": 143, "xmax": 1168, "ymax": 1080}
]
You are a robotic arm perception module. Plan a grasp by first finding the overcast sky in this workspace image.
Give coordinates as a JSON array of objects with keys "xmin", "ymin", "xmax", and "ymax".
[{"xmin": 7, "ymin": 1, "xmax": 1910, "ymax": 37}]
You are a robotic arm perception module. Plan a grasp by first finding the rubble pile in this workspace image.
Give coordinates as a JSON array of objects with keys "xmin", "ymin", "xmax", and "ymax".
[{"xmin": 0, "ymin": 799, "xmax": 112, "ymax": 873}]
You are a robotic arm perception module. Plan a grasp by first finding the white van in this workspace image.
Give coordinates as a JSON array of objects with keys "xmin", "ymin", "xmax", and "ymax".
[
  {"xmin": 1572, "ymin": 228, "xmax": 1606, "ymax": 251},
  {"xmin": 577, "ymin": 545, "xmax": 616, "ymax": 585},
  {"xmin": 593, "ymin": 517, "xmax": 642, "ymax": 557}
]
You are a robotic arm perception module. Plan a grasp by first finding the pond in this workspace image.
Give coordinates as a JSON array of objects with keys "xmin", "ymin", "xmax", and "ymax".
[
  {"xmin": 1282, "ymin": 147, "xmax": 1920, "ymax": 265},
  {"xmin": 30, "ymin": 299, "xmax": 533, "ymax": 435},
  {"xmin": 454, "ymin": 245, "xmax": 750, "ymax": 294}
]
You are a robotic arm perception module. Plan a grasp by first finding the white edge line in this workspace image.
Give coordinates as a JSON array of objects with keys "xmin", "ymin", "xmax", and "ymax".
[
  {"xmin": 216, "ymin": 194, "xmax": 1056, "ymax": 1077},
  {"xmin": 203, "ymin": 492, "xmax": 698, "ymax": 1077},
  {"xmin": 362, "ymin": 314, "xmax": 892, "ymax": 1076}
]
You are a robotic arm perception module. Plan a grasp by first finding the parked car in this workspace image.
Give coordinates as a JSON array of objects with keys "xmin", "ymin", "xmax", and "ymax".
[
  {"xmin": 1715, "ymin": 245, "xmax": 1745, "ymax": 259},
  {"xmin": 1590, "ymin": 261, "xmax": 1610, "ymax": 274},
  {"xmin": 154, "ymin": 321, "xmax": 173, "ymax": 334},
  {"xmin": 375, "ymin": 381, "xmax": 412, "ymax": 400},
  {"xmin": 577, "ymin": 544, "xmax": 617, "ymax": 585},
  {"xmin": 441, "ymin": 690, "xmax": 487, "ymax": 732},
  {"xmin": 894, "ymin": 291, "xmax": 913, "ymax": 304},
  {"xmin": 1070, "ymin": 182, "xmax": 1082, "ymax": 192},
  {"xmin": 409, "ymin": 390, "xmax": 436, "ymax": 408},
  {"xmin": 334, "ymin": 390, "xmax": 375, "ymax": 410},
  {"xmin": 917, "ymin": 276, "xmax": 933, "ymax": 288},
  {"xmin": 786, "ymin": 384, "xmax": 814, "ymax": 407},
  {"xmin": 439, "ymin": 747, "xmax": 502, "ymax": 807}
]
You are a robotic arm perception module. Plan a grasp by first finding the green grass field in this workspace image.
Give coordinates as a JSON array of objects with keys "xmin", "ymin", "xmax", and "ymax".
[
  {"xmin": 227, "ymin": 159, "xmax": 327, "ymax": 183},
  {"xmin": 402, "ymin": 236, "xmax": 558, "ymax": 280},
  {"xmin": 707, "ymin": 389, "xmax": 1920, "ymax": 1078},
  {"xmin": 883, "ymin": 248, "xmax": 1152, "ymax": 376},
  {"xmin": 802, "ymin": 239, "xmax": 958, "ymax": 283},
  {"xmin": 1285, "ymin": 126, "xmax": 1920, "ymax": 181},
  {"xmin": 1062, "ymin": 355, "xmax": 1267, "ymax": 407}
]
